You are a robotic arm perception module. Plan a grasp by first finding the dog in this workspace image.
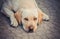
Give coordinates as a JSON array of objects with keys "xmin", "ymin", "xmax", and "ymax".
[{"xmin": 1, "ymin": 0, "xmax": 49, "ymax": 32}]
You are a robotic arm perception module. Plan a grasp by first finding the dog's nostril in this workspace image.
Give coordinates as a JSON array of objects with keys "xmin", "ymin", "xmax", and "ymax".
[
  {"xmin": 29, "ymin": 26, "xmax": 33, "ymax": 29},
  {"xmin": 28, "ymin": 26, "xmax": 34, "ymax": 32}
]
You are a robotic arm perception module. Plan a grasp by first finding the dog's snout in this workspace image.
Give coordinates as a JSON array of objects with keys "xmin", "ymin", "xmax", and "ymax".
[
  {"xmin": 29, "ymin": 25, "xmax": 33, "ymax": 29},
  {"xmin": 28, "ymin": 26, "xmax": 34, "ymax": 32}
]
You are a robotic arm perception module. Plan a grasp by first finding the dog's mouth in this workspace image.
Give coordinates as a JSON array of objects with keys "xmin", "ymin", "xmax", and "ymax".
[
  {"xmin": 23, "ymin": 24, "xmax": 37, "ymax": 33},
  {"xmin": 28, "ymin": 26, "xmax": 34, "ymax": 33},
  {"xmin": 23, "ymin": 26, "xmax": 35, "ymax": 33},
  {"xmin": 26, "ymin": 28, "xmax": 34, "ymax": 33}
]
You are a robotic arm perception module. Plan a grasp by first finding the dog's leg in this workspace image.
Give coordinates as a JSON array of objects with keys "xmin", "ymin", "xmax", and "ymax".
[
  {"xmin": 41, "ymin": 12, "xmax": 49, "ymax": 21},
  {"xmin": 38, "ymin": 8, "xmax": 49, "ymax": 24},
  {"xmin": 1, "ymin": 7, "xmax": 18, "ymax": 27},
  {"xmin": 38, "ymin": 10, "xmax": 43, "ymax": 24}
]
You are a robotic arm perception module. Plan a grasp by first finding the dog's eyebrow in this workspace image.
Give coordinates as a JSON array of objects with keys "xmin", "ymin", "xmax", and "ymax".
[
  {"xmin": 34, "ymin": 18, "xmax": 37, "ymax": 20},
  {"xmin": 24, "ymin": 18, "xmax": 28, "ymax": 21}
]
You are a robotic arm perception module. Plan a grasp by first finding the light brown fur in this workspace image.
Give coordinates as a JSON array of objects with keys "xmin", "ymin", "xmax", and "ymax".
[
  {"xmin": 14, "ymin": 10, "xmax": 43, "ymax": 24},
  {"xmin": 14, "ymin": 10, "xmax": 22, "ymax": 24},
  {"xmin": 14, "ymin": 9, "xmax": 43, "ymax": 32}
]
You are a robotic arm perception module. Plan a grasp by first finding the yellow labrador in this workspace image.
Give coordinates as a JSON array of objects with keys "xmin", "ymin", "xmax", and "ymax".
[{"xmin": 1, "ymin": 0, "xmax": 49, "ymax": 32}]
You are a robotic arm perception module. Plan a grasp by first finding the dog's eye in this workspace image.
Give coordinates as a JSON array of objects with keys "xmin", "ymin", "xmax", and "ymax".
[
  {"xmin": 24, "ymin": 18, "xmax": 28, "ymax": 21},
  {"xmin": 34, "ymin": 18, "xmax": 37, "ymax": 20}
]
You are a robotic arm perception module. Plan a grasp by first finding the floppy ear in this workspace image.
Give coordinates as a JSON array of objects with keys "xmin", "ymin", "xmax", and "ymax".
[
  {"xmin": 14, "ymin": 10, "xmax": 22, "ymax": 24},
  {"xmin": 38, "ymin": 8, "xmax": 43, "ymax": 24}
]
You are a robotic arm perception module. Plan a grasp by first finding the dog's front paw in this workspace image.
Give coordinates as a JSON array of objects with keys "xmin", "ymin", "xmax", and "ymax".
[
  {"xmin": 10, "ymin": 17, "xmax": 18, "ymax": 27},
  {"xmin": 43, "ymin": 14, "xmax": 49, "ymax": 21}
]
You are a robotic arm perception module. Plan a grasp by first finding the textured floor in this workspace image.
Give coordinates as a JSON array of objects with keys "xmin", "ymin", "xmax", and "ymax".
[{"xmin": 0, "ymin": 0, "xmax": 60, "ymax": 39}]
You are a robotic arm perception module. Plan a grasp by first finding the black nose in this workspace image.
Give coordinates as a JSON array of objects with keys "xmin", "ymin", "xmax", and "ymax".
[{"xmin": 28, "ymin": 26, "xmax": 34, "ymax": 33}]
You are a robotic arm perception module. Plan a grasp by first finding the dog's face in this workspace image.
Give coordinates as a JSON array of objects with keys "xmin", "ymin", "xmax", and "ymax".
[
  {"xmin": 22, "ymin": 9, "xmax": 38, "ymax": 32},
  {"xmin": 15, "ymin": 8, "xmax": 49, "ymax": 32}
]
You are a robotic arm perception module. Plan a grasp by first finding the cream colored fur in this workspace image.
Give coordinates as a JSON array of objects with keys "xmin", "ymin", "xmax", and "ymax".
[{"xmin": 1, "ymin": 0, "xmax": 49, "ymax": 32}]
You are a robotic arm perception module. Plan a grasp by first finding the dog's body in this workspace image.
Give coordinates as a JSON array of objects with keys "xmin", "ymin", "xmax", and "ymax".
[{"xmin": 1, "ymin": 0, "xmax": 49, "ymax": 32}]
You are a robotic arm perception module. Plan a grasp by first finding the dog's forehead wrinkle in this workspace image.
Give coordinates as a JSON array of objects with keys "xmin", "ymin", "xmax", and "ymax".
[{"xmin": 21, "ymin": 9, "xmax": 38, "ymax": 18}]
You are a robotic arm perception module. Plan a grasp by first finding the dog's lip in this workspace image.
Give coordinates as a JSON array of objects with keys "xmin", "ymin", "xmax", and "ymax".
[
  {"xmin": 28, "ymin": 29, "xmax": 33, "ymax": 33},
  {"xmin": 24, "ymin": 28, "xmax": 34, "ymax": 33}
]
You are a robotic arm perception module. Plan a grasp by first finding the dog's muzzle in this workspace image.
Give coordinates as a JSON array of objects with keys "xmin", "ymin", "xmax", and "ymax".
[{"xmin": 28, "ymin": 25, "xmax": 34, "ymax": 33}]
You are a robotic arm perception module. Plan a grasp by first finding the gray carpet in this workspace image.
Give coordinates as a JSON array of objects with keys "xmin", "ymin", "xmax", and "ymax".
[{"xmin": 0, "ymin": 0, "xmax": 60, "ymax": 39}]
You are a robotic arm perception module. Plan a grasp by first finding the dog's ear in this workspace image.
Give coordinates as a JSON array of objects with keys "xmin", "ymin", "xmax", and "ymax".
[
  {"xmin": 38, "ymin": 8, "xmax": 43, "ymax": 24},
  {"xmin": 14, "ymin": 10, "xmax": 22, "ymax": 24}
]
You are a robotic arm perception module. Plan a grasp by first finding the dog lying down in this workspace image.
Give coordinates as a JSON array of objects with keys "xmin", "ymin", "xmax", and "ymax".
[{"xmin": 1, "ymin": 0, "xmax": 49, "ymax": 32}]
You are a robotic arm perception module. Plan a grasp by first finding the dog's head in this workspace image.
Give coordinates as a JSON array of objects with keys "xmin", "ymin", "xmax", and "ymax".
[
  {"xmin": 14, "ymin": 8, "xmax": 43, "ymax": 32},
  {"xmin": 21, "ymin": 9, "xmax": 38, "ymax": 32}
]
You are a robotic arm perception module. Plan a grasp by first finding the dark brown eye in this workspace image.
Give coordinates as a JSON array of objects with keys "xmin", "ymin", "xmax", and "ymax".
[
  {"xmin": 34, "ymin": 18, "xmax": 37, "ymax": 20},
  {"xmin": 24, "ymin": 18, "xmax": 28, "ymax": 21}
]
